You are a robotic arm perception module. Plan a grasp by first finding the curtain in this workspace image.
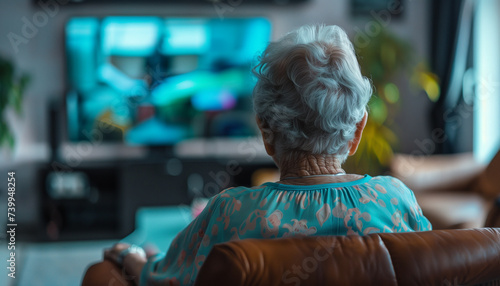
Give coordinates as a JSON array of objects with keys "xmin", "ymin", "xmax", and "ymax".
[{"xmin": 430, "ymin": 0, "xmax": 474, "ymax": 154}]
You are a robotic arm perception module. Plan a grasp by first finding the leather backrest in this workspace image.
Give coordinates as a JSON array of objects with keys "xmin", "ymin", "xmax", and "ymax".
[{"xmin": 194, "ymin": 228, "xmax": 500, "ymax": 286}]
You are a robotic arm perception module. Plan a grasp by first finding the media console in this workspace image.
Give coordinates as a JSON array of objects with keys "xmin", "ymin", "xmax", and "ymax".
[{"xmin": 33, "ymin": 156, "xmax": 274, "ymax": 241}]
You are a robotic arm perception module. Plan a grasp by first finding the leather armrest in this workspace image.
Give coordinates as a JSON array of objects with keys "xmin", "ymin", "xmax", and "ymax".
[
  {"xmin": 390, "ymin": 153, "xmax": 485, "ymax": 193},
  {"xmin": 485, "ymin": 197, "xmax": 500, "ymax": 227},
  {"xmin": 81, "ymin": 260, "xmax": 135, "ymax": 286}
]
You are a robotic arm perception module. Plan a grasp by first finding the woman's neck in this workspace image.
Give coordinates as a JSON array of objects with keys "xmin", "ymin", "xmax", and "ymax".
[{"xmin": 278, "ymin": 153, "xmax": 345, "ymax": 180}]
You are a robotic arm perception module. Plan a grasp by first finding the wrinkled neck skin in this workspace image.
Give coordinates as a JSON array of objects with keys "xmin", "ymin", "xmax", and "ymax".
[{"xmin": 276, "ymin": 152, "xmax": 363, "ymax": 185}]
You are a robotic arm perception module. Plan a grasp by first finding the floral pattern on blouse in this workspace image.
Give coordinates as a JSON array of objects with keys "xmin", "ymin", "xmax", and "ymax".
[{"xmin": 140, "ymin": 175, "xmax": 432, "ymax": 285}]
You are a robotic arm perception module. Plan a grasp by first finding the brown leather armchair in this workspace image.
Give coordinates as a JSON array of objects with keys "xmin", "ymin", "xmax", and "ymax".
[
  {"xmin": 390, "ymin": 150, "xmax": 500, "ymax": 230},
  {"xmin": 194, "ymin": 228, "xmax": 500, "ymax": 286},
  {"xmin": 83, "ymin": 228, "xmax": 500, "ymax": 286}
]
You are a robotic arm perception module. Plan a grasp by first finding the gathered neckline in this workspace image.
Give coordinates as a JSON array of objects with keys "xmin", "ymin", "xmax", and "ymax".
[{"xmin": 262, "ymin": 175, "xmax": 372, "ymax": 190}]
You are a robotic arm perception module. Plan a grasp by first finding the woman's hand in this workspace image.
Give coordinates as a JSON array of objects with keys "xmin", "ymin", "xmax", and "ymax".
[
  {"xmin": 104, "ymin": 243, "xmax": 132, "ymax": 265},
  {"xmin": 104, "ymin": 243, "xmax": 148, "ymax": 285}
]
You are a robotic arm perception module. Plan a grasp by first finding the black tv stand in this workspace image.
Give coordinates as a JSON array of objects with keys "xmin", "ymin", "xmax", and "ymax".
[{"xmin": 29, "ymin": 154, "xmax": 274, "ymax": 241}]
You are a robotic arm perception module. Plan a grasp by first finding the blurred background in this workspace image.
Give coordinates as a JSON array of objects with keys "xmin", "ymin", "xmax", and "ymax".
[{"xmin": 0, "ymin": 0, "xmax": 499, "ymax": 285}]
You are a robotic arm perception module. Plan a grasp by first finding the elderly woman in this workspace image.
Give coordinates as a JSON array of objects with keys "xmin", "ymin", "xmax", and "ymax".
[{"xmin": 98, "ymin": 24, "xmax": 431, "ymax": 285}]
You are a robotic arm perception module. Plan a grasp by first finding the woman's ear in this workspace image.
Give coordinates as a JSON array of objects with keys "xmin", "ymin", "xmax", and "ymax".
[
  {"xmin": 256, "ymin": 116, "xmax": 275, "ymax": 156},
  {"xmin": 348, "ymin": 111, "xmax": 368, "ymax": 156}
]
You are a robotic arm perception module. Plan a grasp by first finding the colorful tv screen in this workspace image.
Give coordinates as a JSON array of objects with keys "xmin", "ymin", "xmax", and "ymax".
[{"xmin": 65, "ymin": 17, "xmax": 271, "ymax": 145}]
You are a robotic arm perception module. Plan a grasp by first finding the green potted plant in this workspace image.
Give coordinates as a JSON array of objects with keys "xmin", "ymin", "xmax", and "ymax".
[
  {"xmin": 344, "ymin": 24, "xmax": 440, "ymax": 175},
  {"xmin": 0, "ymin": 56, "xmax": 29, "ymax": 150}
]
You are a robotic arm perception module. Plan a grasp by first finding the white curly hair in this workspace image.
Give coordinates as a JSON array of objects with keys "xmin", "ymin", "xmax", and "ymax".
[{"xmin": 252, "ymin": 24, "xmax": 372, "ymax": 162}]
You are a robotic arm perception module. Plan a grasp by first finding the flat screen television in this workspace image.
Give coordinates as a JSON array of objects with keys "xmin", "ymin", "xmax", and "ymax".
[{"xmin": 65, "ymin": 17, "xmax": 271, "ymax": 146}]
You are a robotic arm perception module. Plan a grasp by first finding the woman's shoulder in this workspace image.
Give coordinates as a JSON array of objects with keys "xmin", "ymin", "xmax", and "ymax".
[
  {"xmin": 363, "ymin": 175, "xmax": 415, "ymax": 196},
  {"xmin": 208, "ymin": 184, "xmax": 268, "ymax": 204},
  {"xmin": 218, "ymin": 184, "xmax": 267, "ymax": 196},
  {"xmin": 366, "ymin": 175, "xmax": 407, "ymax": 186},
  {"xmin": 212, "ymin": 176, "xmax": 413, "ymax": 200}
]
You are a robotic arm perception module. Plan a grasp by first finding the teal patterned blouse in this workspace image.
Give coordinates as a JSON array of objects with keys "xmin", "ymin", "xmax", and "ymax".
[{"xmin": 140, "ymin": 175, "xmax": 432, "ymax": 285}]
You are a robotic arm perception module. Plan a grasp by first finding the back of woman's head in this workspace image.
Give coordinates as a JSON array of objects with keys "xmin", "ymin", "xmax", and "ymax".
[{"xmin": 253, "ymin": 24, "xmax": 372, "ymax": 162}]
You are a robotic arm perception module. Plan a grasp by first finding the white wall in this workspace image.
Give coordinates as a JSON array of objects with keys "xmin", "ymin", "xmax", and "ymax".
[{"xmin": 0, "ymin": 0, "xmax": 431, "ymax": 164}]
